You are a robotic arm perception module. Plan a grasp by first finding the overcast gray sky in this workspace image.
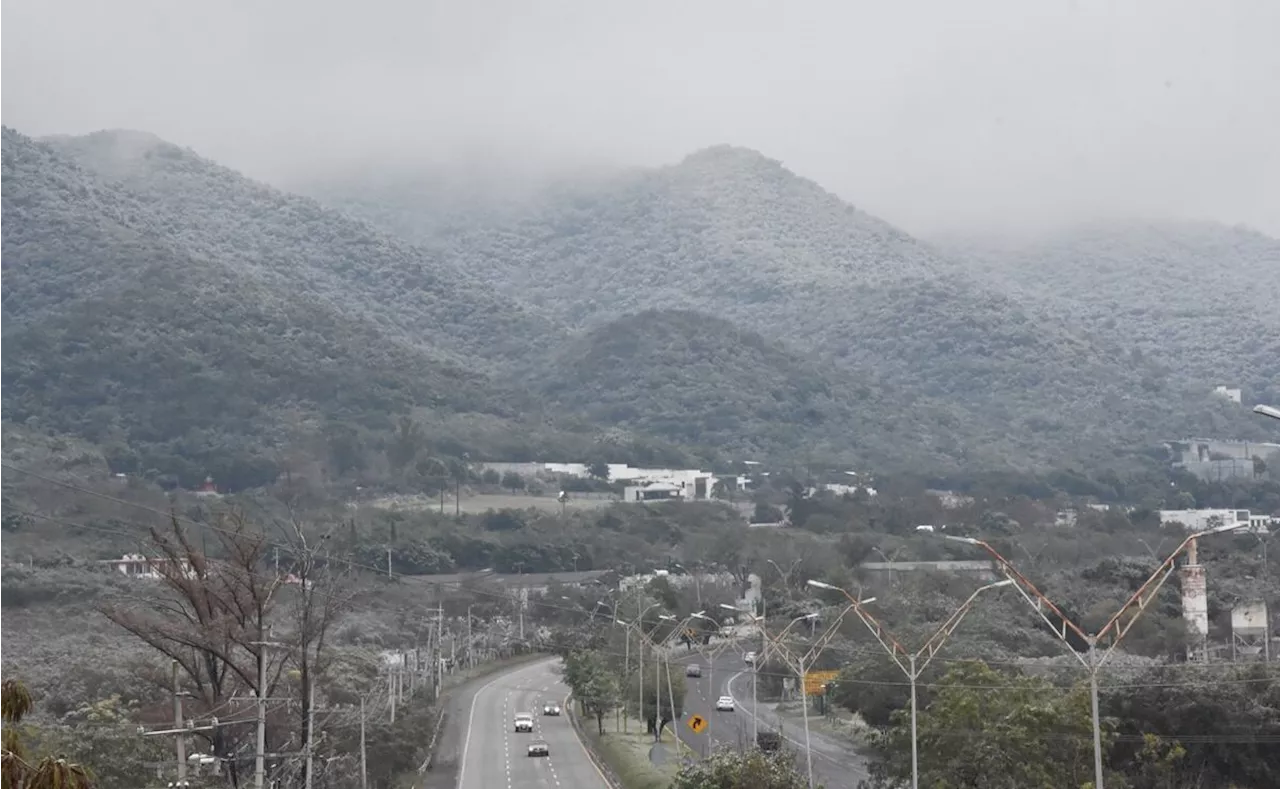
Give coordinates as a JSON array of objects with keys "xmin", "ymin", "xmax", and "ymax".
[{"xmin": 4, "ymin": 0, "xmax": 1277, "ymax": 236}]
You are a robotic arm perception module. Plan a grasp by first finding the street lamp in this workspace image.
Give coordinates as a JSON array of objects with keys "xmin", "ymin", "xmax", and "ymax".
[
  {"xmin": 759, "ymin": 601, "xmax": 872, "ymax": 789},
  {"xmin": 1254, "ymin": 404, "xmax": 1280, "ymax": 421},
  {"xmin": 807, "ymin": 579, "xmax": 1004, "ymax": 789},
  {"xmin": 941, "ymin": 521, "xmax": 1247, "ymax": 789}
]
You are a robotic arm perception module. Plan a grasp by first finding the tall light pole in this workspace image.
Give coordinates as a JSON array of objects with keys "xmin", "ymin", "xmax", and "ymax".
[
  {"xmin": 808, "ymin": 578, "xmax": 1008, "ymax": 789},
  {"xmin": 942, "ymin": 522, "xmax": 1247, "ymax": 789},
  {"xmin": 623, "ymin": 610, "xmax": 706, "ymax": 755},
  {"xmin": 764, "ymin": 601, "xmax": 874, "ymax": 789},
  {"xmin": 618, "ymin": 603, "xmax": 661, "ymax": 733}
]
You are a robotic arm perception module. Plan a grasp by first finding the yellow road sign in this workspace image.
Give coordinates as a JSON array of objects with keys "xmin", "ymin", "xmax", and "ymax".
[
  {"xmin": 802, "ymin": 670, "xmax": 840, "ymax": 696},
  {"xmin": 687, "ymin": 714, "xmax": 708, "ymax": 734}
]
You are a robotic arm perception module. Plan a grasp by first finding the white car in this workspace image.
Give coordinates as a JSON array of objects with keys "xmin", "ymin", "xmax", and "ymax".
[
  {"xmin": 527, "ymin": 741, "xmax": 550, "ymax": 757},
  {"xmin": 715, "ymin": 695, "xmax": 735, "ymax": 712},
  {"xmin": 514, "ymin": 713, "xmax": 534, "ymax": 732},
  {"xmin": 744, "ymin": 651, "xmax": 756, "ymax": 664}
]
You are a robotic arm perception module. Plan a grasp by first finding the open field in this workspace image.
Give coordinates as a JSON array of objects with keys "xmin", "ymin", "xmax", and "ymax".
[{"xmin": 368, "ymin": 492, "xmax": 621, "ymax": 514}]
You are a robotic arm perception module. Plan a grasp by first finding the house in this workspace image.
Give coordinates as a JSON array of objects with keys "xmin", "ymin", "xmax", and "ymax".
[
  {"xmin": 1213, "ymin": 385, "xmax": 1243, "ymax": 404},
  {"xmin": 1159, "ymin": 509, "xmax": 1254, "ymax": 533},
  {"xmin": 102, "ymin": 553, "xmax": 194, "ymax": 579},
  {"xmin": 1168, "ymin": 439, "xmax": 1280, "ymax": 482},
  {"xmin": 195, "ymin": 476, "xmax": 221, "ymax": 497},
  {"xmin": 623, "ymin": 481, "xmax": 685, "ymax": 502}
]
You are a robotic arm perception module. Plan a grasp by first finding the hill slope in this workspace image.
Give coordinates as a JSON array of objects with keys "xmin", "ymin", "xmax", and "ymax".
[
  {"xmin": 535, "ymin": 309, "xmax": 932, "ymax": 464},
  {"xmin": 319, "ymin": 146, "xmax": 1270, "ymax": 470},
  {"xmin": 939, "ymin": 221, "xmax": 1280, "ymax": 404},
  {"xmin": 41, "ymin": 129, "xmax": 559, "ymax": 369},
  {"xmin": 1, "ymin": 128, "xmax": 674, "ymax": 489}
]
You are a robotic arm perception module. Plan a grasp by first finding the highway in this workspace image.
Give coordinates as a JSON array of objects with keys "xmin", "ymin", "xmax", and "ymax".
[
  {"xmin": 671, "ymin": 644, "xmax": 871, "ymax": 789},
  {"xmin": 457, "ymin": 659, "xmax": 609, "ymax": 789}
]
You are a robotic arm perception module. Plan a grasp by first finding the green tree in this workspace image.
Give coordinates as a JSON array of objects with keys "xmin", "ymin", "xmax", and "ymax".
[
  {"xmin": 867, "ymin": 661, "xmax": 1103, "ymax": 789},
  {"xmin": 387, "ymin": 416, "xmax": 425, "ymax": 473},
  {"xmin": 2, "ymin": 679, "xmax": 95, "ymax": 789},
  {"xmin": 627, "ymin": 662, "xmax": 687, "ymax": 739},
  {"xmin": 560, "ymin": 650, "xmax": 621, "ymax": 735},
  {"xmin": 587, "ymin": 461, "xmax": 610, "ymax": 481},
  {"xmin": 672, "ymin": 746, "xmax": 815, "ymax": 789},
  {"xmin": 501, "ymin": 471, "xmax": 525, "ymax": 491}
]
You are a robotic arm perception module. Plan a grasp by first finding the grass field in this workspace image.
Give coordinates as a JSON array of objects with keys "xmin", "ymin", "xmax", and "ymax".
[{"xmin": 369, "ymin": 492, "xmax": 619, "ymax": 514}]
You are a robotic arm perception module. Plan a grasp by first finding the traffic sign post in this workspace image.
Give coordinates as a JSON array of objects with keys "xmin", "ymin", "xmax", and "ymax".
[{"xmin": 686, "ymin": 714, "xmax": 708, "ymax": 734}]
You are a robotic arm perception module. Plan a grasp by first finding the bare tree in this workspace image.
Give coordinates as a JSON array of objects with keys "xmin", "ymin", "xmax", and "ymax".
[{"xmin": 101, "ymin": 512, "xmax": 283, "ymax": 787}]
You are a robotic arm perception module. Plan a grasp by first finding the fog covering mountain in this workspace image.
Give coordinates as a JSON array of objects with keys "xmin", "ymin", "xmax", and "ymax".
[
  {"xmin": 305, "ymin": 146, "xmax": 1268, "ymax": 469},
  {"xmin": 938, "ymin": 222, "xmax": 1280, "ymax": 406},
  {"xmin": 40, "ymin": 129, "xmax": 558, "ymax": 369},
  {"xmin": 0, "ymin": 127, "xmax": 687, "ymax": 489},
  {"xmin": 3, "ymin": 127, "xmax": 1270, "ymax": 489}
]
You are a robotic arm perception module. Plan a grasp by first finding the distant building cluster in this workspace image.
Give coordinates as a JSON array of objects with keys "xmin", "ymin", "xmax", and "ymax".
[
  {"xmin": 1167, "ymin": 438, "xmax": 1280, "ymax": 482},
  {"xmin": 474, "ymin": 461, "xmax": 741, "ymax": 503}
]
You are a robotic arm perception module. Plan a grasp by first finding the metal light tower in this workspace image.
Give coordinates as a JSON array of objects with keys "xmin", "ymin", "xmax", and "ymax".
[
  {"xmin": 943, "ymin": 521, "xmax": 1247, "ymax": 789},
  {"xmin": 808, "ymin": 579, "xmax": 1008, "ymax": 789}
]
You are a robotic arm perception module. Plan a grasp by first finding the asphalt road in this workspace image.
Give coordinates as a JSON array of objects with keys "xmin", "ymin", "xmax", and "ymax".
[
  {"xmin": 671, "ymin": 645, "xmax": 871, "ymax": 789},
  {"xmin": 457, "ymin": 659, "xmax": 609, "ymax": 789}
]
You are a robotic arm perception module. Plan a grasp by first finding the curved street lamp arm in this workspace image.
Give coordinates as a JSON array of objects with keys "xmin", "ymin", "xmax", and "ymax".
[
  {"xmin": 912, "ymin": 579, "xmax": 1014, "ymax": 675},
  {"xmin": 942, "ymin": 536, "xmax": 1093, "ymax": 662}
]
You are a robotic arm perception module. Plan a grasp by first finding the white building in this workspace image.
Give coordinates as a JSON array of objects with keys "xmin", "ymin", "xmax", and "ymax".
[
  {"xmin": 1159, "ymin": 509, "xmax": 1254, "ymax": 532},
  {"xmin": 101, "ymin": 553, "xmax": 194, "ymax": 579},
  {"xmin": 1213, "ymin": 385, "xmax": 1243, "ymax": 404},
  {"xmin": 623, "ymin": 481, "xmax": 685, "ymax": 502}
]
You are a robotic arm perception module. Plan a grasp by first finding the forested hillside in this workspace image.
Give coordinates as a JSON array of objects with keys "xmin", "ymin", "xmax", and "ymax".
[
  {"xmin": 41, "ymin": 129, "xmax": 558, "ymax": 369},
  {"xmin": 940, "ymin": 221, "xmax": 1280, "ymax": 405},
  {"xmin": 0, "ymin": 128, "xmax": 676, "ymax": 489},
  {"xmin": 313, "ymin": 145, "xmax": 1271, "ymax": 471},
  {"xmin": 535, "ymin": 309, "xmax": 936, "ymax": 466}
]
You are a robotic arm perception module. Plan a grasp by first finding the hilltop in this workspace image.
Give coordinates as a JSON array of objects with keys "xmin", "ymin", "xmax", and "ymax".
[
  {"xmin": 40, "ymin": 129, "xmax": 559, "ymax": 369},
  {"xmin": 0, "ymin": 128, "xmax": 685, "ymax": 490},
  {"xmin": 313, "ymin": 146, "xmax": 1270, "ymax": 471}
]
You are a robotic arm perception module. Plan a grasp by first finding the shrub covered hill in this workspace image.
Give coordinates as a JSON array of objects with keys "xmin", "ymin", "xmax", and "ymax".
[
  {"xmin": 939, "ymin": 220, "xmax": 1280, "ymax": 406},
  {"xmin": 0, "ymin": 127, "xmax": 688, "ymax": 490},
  {"xmin": 534, "ymin": 308, "xmax": 934, "ymax": 464},
  {"xmin": 307, "ymin": 145, "xmax": 1268, "ymax": 473}
]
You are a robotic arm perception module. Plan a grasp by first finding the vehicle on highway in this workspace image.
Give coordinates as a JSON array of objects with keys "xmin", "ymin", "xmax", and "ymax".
[
  {"xmin": 744, "ymin": 651, "xmax": 756, "ymax": 664},
  {"xmin": 527, "ymin": 741, "xmax": 550, "ymax": 757},
  {"xmin": 514, "ymin": 712, "xmax": 534, "ymax": 732},
  {"xmin": 685, "ymin": 663, "xmax": 702, "ymax": 678},
  {"xmin": 715, "ymin": 695, "xmax": 735, "ymax": 711},
  {"xmin": 542, "ymin": 702, "xmax": 562, "ymax": 716}
]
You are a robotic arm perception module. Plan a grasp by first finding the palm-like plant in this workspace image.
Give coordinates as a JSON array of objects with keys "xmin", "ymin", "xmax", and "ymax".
[{"xmin": 1, "ymin": 680, "xmax": 95, "ymax": 789}]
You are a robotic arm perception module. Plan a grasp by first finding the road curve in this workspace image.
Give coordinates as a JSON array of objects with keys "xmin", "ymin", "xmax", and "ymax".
[
  {"xmin": 672, "ymin": 645, "xmax": 871, "ymax": 789},
  {"xmin": 457, "ymin": 658, "xmax": 610, "ymax": 789}
]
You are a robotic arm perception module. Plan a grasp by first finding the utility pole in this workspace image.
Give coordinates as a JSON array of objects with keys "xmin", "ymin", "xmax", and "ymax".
[
  {"xmin": 304, "ymin": 672, "xmax": 315, "ymax": 789},
  {"xmin": 437, "ymin": 604, "xmax": 445, "ymax": 695},
  {"xmin": 273, "ymin": 547, "xmax": 279, "ymax": 575},
  {"xmin": 389, "ymin": 663, "xmax": 397, "ymax": 724},
  {"xmin": 172, "ymin": 661, "xmax": 187, "ymax": 784},
  {"xmin": 254, "ymin": 642, "xmax": 267, "ymax": 789},
  {"xmin": 467, "ymin": 605, "xmax": 475, "ymax": 669},
  {"xmin": 386, "ymin": 548, "xmax": 392, "ymax": 578},
  {"xmin": 359, "ymin": 697, "xmax": 368, "ymax": 789}
]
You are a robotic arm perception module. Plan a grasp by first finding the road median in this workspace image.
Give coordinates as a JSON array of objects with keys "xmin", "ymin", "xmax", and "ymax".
[{"xmin": 566, "ymin": 703, "xmax": 681, "ymax": 789}]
